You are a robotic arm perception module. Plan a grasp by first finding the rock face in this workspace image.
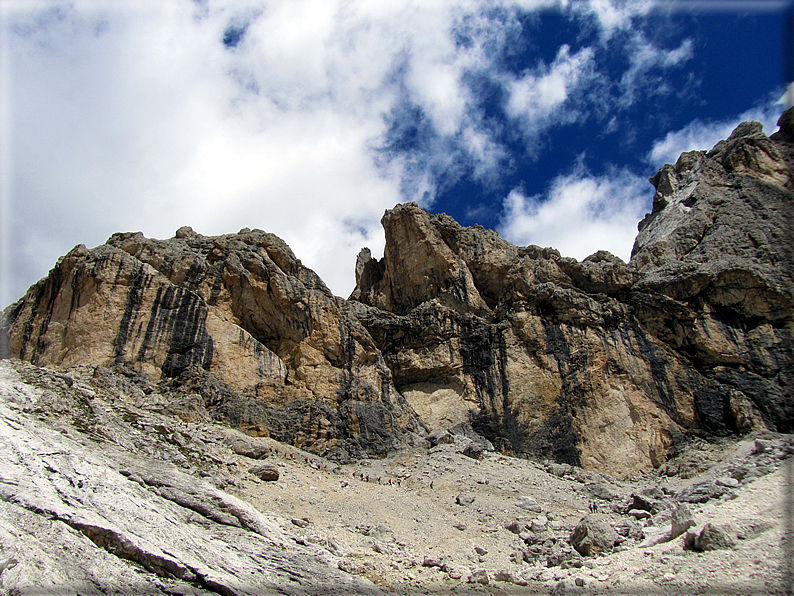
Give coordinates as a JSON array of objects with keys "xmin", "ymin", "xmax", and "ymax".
[
  {"xmin": 0, "ymin": 360, "xmax": 382, "ymax": 596},
  {"xmin": 350, "ymin": 112, "xmax": 794, "ymax": 475},
  {"xmin": 1, "ymin": 227, "xmax": 425, "ymax": 461},
  {"xmin": 3, "ymin": 111, "xmax": 794, "ymax": 475}
]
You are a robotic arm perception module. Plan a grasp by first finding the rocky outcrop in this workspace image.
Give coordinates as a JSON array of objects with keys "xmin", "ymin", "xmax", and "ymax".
[
  {"xmin": 0, "ymin": 359, "xmax": 382, "ymax": 596},
  {"xmin": 350, "ymin": 111, "xmax": 794, "ymax": 475},
  {"xmin": 2, "ymin": 111, "xmax": 793, "ymax": 475},
  {"xmin": 0, "ymin": 227, "xmax": 424, "ymax": 461}
]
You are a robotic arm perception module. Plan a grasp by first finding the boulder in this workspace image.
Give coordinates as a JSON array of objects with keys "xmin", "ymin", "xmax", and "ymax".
[
  {"xmin": 248, "ymin": 464, "xmax": 279, "ymax": 481},
  {"xmin": 531, "ymin": 516, "xmax": 549, "ymax": 532},
  {"xmin": 456, "ymin": 492, "xmax": 476, "ymax": 506},
  {"xmin": 515, "ymin": 495, "xmax": 543, "ymax": 512},
  {"xmin": 570, "ymin": 516, "xmax": 620, "ymax": 556},
  {"xmin": 670, "ymin": 503, "xmax": 696, "ymax": 539},
  {"xmin": 628, "ymin": 509, "xmax": 651, "ymax": 520},
  {"xmin": 222, "ymin": 430, "xmax": 271, "ymax": 459},
  {"xmin": 468, "ymin": 569, "xmax": 490, "ymax": 585},
  {"xmin": 426, "ymin": 429, "xmax": 454, "ymax": 446},
  {"xmin": 686, "ymin": 523, "xmax": 738, "ymax": 551}
]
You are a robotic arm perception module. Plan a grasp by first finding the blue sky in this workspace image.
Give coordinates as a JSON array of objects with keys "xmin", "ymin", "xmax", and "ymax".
[{"xmin": 1, "ymin": 0, "xmax": 791, "ymax": 304}]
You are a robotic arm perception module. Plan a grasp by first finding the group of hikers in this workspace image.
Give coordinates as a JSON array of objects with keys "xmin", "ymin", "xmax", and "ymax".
[{"xmin": 588, "ymin": 501, "xmax": 599, "ymax": 513}]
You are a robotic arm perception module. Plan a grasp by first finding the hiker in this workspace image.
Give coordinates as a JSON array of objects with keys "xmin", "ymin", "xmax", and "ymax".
[
  {"xmin": 593, "ymin": 502, "xmax": 598, "ymax": 513},
  {"xmin": 588, "ymin": 503, "xmax": 594, "ymax": 514}
]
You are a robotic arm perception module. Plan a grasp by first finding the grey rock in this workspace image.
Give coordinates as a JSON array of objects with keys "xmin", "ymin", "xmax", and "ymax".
[
  {"xmin": 631, "ymin": 493, "xmax": 665, "ymax": 514},
  {"xmin": 493, "ymin": 569, "xmax": 527, "ymax": 585},
  {"xmin": 0, "ymin": 362, "xmax": 382, "ymax": 596},
  {"xmin": 515, "ymin": 495, "xmax": 543, "ymax": 512},
  {"xmin": 570, "ymin": 516, "xmax": 620, "ymax": 556},
  {"xmin": 455, "ymin": 492, "xmax": 475, "ymax": 506},
  {"xmin": 754, "ymin": 439, "xmax": 775, "ymax": 454},
  {"xmin": 678, "ymin": 481, "xmax": 727, "ymax": 503},
  {"xmin": 587, "ymin": 483, "xmax": 618, "ymax": 500},
  {"xmin": 468, "ymin": 569, "xmax": 490, "ymax": 585},
  {"xmin": 222, "ymin": 429, "xmax": 270, "ymax": 459},
  {"xmin": 670, "ymin": 503, "xmax": 696, "ymax": 539},
  {"xmin": 426, "ymin": 429, "xmax": 454, "ymax": 446},
  {"xmin": 715, "ymin": 476, "xmax": 739, "ymax": 488},
  {"xmin": 628, "ymin": 509, "xmax": 651, "ymax": 520},
  {"xmin": 249, "ymin": 464, "xmax": 280, "ymax": 481},
  {"xmin": 687, "ymin": 523, "xmax": 738, "ymax": 551},
  {"xmin": 531, "ymin": 516, "xmax": 549, "ymax": 532}
]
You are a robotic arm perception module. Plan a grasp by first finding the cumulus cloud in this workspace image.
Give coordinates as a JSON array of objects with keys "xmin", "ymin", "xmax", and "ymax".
[
  {"xmin": 506, "ymin": 44, "xmax": 596, "ymax": 124},
  {"xmin": 1, "ymin": 0, "xmax": 771, "ymax": 306},
  {"xmin": 499, "ymin": 166, "xmax": 653, "ymax": 262}
]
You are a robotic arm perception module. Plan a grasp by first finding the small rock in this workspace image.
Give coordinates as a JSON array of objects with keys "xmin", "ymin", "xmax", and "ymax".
[
  {"xmin": 631, "ymin": 493, "xmax": 664, "ymax": 514},
  {"xmin": 493, "ymin": 569, "xmax": 528, "ymax": 585},
  {"xmin": 371, "ymin": 541, "xmax": 386, "ymax": 554},
  {"xmin": 456, "ymin": 492, "xmax": 475, "ymax": 506},
  {"xmin": 468, "ymin": 569, "xmax": 489, "ymax": 585},
  {"xmin": 670, "ymin": 503, "xmax": 696, "ymax": 539},
  {"xmin": 291, "ymin": 518, "xmax": 310, "ymax": 528},
  {"xmin": 423, "ymin": 557, "xmax": 444, "ymax": 568},
  {"xmin": 638, "ymin": 526, "xmax": 670, "ymax": 548},
  {"xmin": 248, "ymin": 464, "xmax": 279, "ymax": 481},
  {"xmin": 531, "ymin": 516, "xmax": 548, "ymax": 532},
  {"xmin": 515, "ymin": 496, "xmax": 543, "ymax": 512},
  {"xmin": 691, "ymin": 523, "xmax": 738, "ymax": 551},
  {"xmin": 715, "ymin": 476, "xmax": 739, "ymax": 488},
  {"xmin": 628, "ymin": 509, "xmax": 651, "ymax": 520},
  {"xmin": 427, "ymin": 429, "xmax": 454, "ymax": 446},
  {"xmin": 453, "ymin": 522, "xmax": 467, "ymax": 531},
  {"xmin": 754, "ymin": 439, "xmax": 774, "ymax": 454},
  {"xmin": 445, "ymin": 566, "xmax": 465, "ymax": 580},
  {"xmin": 461, "ymin": 442, "xmax": 485, "ymax": 459},
  {"xmin": 506, "ymin": 521, "xmax": 524, "ymax": 534},
  {"xmin": 474, "ymin": 546, "xmax": 488, "ymax": 556}
]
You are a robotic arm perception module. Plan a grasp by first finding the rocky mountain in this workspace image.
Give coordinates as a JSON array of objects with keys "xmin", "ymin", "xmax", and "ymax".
[{"xmin": 2, "ymin": 110, "xmax": 793, "ymax": 477}]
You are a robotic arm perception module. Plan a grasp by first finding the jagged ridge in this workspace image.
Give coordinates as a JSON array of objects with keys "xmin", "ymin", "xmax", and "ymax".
[{"xmin": 2, "ymin": 109, "xmax": 793, "ymax": 475}]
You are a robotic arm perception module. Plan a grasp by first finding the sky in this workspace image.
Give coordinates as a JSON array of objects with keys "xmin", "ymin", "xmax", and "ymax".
[{"xmin": 1, "ymin": 0, "xmax": 792, "ymax": 305}]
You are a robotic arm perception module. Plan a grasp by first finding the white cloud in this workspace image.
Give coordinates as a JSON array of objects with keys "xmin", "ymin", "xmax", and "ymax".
[
  {"xmin": 576, "ymin": 0, "xmax": 655, "ymax": 37},
  {"xmin": 1, "ymin": 0, "xmax": 776, "ymax": 307},
  {"xmin": 506, "ymin": 44, "xmax": 595, "ymax": 123},
  {"xmin": 618, "ymin": 35, "xmax": 693, "ymax": 107},
  {"xmin": 499, "ymin": 166, "xmax": 653, "ymax": 262},
  {"xmin": 648, "ymin": 99, "xmax": 784, "ymax": 167}
]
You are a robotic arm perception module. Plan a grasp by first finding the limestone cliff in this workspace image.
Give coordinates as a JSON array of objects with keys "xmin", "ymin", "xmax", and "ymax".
[
  {"xmin": 350, "ymin": 112, "xmax": 793, "ymax": 475},
  {"xmin": 0, "ymin": 226, "xmax": 425, "ymax": 461},
  {"xmin": 2, "ymin": 111, "xmax": 793, "ymax": 475}
]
